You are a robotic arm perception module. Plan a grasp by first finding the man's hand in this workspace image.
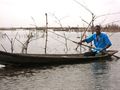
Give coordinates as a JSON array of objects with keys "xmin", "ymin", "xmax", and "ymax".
[
  {"xmin": 75, "ymin": 42, "xmax": 82, "ymax": 50},
  {"xmin": 77, "ymin": 39, "xmax": 86, "ymax": 45},
  {"xmin": 77, "ymin": 41, "xmax": 82, "ymax": 45},
  {"xmin": 75, "ymin": 39, "xmax": 86, "ymax": 50}
]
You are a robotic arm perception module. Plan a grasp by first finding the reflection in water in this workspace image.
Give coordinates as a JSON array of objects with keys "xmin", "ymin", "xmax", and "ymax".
[
  {"xmin": 0, "ymin": 62, "xmax": 110, "ymax": 90},
  {"xmin": 91, "ymin": 61, "xmax": 110, "ymax": 90},
  {"xmin": 0, "ymin": 60, "xmax": 119, "ymax": 90},
  {"xmin": 0, "ymin": 65, "xmax": 54, "ymax": 78},
  {"xmin": 0, "ymin": 65, "xmax": 58, "ymax": 90}
]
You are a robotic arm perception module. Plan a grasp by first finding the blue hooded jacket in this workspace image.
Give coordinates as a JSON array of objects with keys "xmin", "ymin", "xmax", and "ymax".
[{"xmin": 85, "ymin": 32, "xmax": 112, "ymax": 52}]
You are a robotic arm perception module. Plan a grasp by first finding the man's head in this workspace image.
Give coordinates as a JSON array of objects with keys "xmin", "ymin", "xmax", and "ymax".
[{"xmin": 94, "ymin": 25, "xmax": 101, "ymax": 35}]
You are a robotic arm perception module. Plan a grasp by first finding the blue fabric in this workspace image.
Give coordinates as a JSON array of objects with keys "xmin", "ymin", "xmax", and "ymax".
[{"xmin": 85, "ymin": 32, "xmax": 112, "ymax": 52}]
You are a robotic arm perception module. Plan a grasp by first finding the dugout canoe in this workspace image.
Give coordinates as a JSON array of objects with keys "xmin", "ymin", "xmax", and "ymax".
[{"xmin": 0, "ymin": 50, "xmax": 118, "ymax": 65}]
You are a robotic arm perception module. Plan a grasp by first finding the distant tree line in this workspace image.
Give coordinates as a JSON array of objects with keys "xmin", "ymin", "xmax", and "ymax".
[{"xmin": 103, "ymin": 24, "xmax": 120, "ymax": 32}]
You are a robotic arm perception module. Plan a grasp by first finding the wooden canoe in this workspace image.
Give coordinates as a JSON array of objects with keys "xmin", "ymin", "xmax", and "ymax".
[{"xmin": 0, "ymin": 50, "xmax": 118, "ymax": 66}]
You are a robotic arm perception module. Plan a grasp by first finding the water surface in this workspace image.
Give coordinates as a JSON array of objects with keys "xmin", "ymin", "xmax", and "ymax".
[{"xmin": 0, "ymin": 30, "xmax": 120, "ymax": 90}]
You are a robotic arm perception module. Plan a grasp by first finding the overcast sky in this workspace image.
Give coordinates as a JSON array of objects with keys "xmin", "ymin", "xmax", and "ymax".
[{"xmin": 0, "ymin": 0, "xmax": 120, "ymax": 27}]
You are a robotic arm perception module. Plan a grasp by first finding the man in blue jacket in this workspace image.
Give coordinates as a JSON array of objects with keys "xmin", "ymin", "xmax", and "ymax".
[{"xmin": 79, "ymin": 25, "xmax": 112, "ymax": 56}]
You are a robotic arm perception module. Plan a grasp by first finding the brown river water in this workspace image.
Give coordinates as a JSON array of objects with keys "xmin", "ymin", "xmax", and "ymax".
[{"xmin": 0, "ymin": 30, "xmax": 120, "ymax": 90}]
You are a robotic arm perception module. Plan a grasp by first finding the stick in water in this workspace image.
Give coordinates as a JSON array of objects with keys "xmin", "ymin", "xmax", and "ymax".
[{"xmin": 112, "ymin": 54, "xmax": 120, "ymax": 59}]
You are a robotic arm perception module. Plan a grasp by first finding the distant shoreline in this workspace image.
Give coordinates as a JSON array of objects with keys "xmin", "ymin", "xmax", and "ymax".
[{"xmin": 0, "ymin": 27, "xmax": 120, "ymax": 32}]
